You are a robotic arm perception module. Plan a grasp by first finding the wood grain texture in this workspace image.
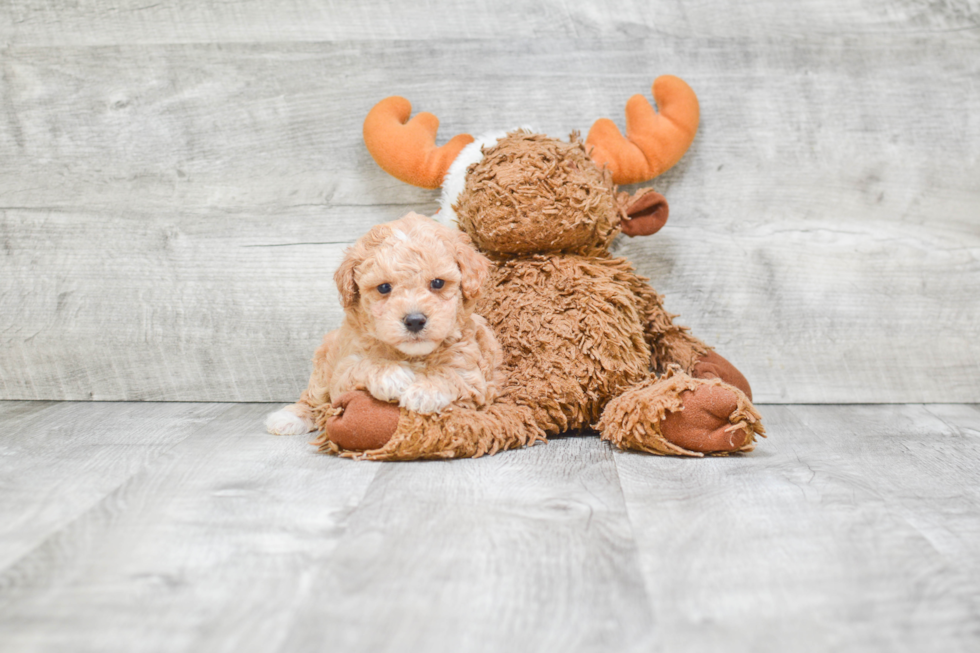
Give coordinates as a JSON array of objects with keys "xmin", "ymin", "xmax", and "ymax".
[
  {"xmin": 280, "ymin": 434, "xmax": 654, "ymax": 653},
  {"xmin": 0, "ymin": 402, "xmax": 652, "ymax": 653},
  {"xmin": 0, "ymin": 208, "xmax": 368, "ymax": 401},
  {"xmin": 2, "ymin": 0, "xmax": 978, "ymax": 45},
  {"xmin": 0, "ymin": 402, "xmax": 380, "ymax": 653},
  {"xmin": 0, "ymin": 401, "xmax": 228, "ymax": 569},
  {"xmin": 613, "ymin": 403, "xmax": 980, "ymax": 652},
  {"xmin": 1, "ymin": 401, "xmax": 979, "ymax": 651},
  {"xmin": 1, "ymin": 11, "xmax": 979, "ymax": 402}
]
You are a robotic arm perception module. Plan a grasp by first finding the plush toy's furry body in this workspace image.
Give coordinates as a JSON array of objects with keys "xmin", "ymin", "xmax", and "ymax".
[{"xmin": 316, "ymin": 76, "xmax": 765, "ymax": 459}]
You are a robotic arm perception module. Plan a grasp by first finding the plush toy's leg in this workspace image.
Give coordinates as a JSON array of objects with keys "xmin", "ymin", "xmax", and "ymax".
[
  {"xmin": 638, "ymin": 286, "xmax": 755, "ymax": 400},
  {"xmin": 628, "ymin": 280, "xmax": 761, "ymax": 454},
  {"xmin": 596, "ymin": 369, "xmax": 764, "ymax": 457},
  {"xmin": 692, "ymin": 350, "xmax": 753, "ymax": 401},
  {"xmin": 311, "ymin": 390, "xmax": 546, "ymax": 461}
]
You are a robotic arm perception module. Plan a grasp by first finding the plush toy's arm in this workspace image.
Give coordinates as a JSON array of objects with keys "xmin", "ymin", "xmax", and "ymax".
[
  {"xmin": 313, "ymin": 391, "xmax": 546, "ymax": 461},
  {"xmin": 309, "ymin": 320, "xmax": 541, "ymax": 460}
]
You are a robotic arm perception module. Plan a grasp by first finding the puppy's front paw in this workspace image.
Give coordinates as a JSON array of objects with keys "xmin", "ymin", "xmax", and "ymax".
[
  {"xmin": 368, "ymin": 364, "xmax": 415, "ymax": 402},
  {"xmin": 399, "ymin": 383, "xmax": 454, "ymax": 415},
  {"xmin": 265, "ymin": 407, "xmax": 314, "ymax": 435}
]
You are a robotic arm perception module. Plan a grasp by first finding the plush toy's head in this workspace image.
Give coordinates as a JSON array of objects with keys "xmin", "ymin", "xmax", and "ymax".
[
  {"xmin": 362, "ymin": 76, "xmax": 700, "ymax": 256},
  {"xmin": 453, "ymin": 132, "xmax": 618, "ymax": 256}
]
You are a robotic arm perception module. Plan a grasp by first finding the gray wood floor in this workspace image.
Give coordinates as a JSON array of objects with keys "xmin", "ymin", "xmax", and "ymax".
[{"xmin": 1, "ymin": 401, "xmax": 978, "ymax": 652}]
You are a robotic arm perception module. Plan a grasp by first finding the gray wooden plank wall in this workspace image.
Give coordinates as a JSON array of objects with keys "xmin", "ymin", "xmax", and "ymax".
[{"xmin": 1, "ymin": 2, "xmax": 978, "ymax": 403}]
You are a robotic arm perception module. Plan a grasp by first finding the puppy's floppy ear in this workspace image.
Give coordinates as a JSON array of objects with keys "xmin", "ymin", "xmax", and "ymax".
[
  {"xmin": 334, "ymin": 245, "xmax": 362, "ymax": 309},
  {"xmin": 334, "ymin": 224, "xmax": 392, "ymax": 309},
  {"xmin": 454, "ymin": 231, "xmax": 490, "ymax": 301}
]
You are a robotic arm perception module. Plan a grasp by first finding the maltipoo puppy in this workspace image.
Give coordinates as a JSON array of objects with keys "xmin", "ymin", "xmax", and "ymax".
[{"xmin": 265, "ymin": 212, "xmax": 502, "ymax": 436}]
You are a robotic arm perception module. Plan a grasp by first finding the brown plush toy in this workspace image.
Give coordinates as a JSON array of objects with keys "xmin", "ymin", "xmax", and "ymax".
[{"xmin": 316, "ymin": 75, "xmax": 764, "ymax": 460}]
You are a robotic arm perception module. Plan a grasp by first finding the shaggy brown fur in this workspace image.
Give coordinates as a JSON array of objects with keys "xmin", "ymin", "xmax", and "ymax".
[
  {"xmin": 316, "ymin": 130, "xmax": 765, "ymax": 460},
  {"xmin": 598, "ymin": 369, "xmax": 761, "ymax": 457},
  {"xmin": 315, "ymin": 399, "xmax": 545, "ymax": 461},
  {"xmin": 455, "ymin": 133, "xmax": 619, "ymax": 256}
]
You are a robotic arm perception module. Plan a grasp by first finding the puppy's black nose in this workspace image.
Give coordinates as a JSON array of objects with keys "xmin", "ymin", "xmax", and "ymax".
[{"xmin": 403, "ymin": 312, "xmax": 427, "ymax": 333}]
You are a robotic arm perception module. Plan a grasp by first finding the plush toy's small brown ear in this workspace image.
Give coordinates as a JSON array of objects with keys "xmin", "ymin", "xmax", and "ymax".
[
  {"xmin": 621, "ymin": 190, "xmax": 669, "ymax": 237},
  {"xmin": 454, "ymin": 232, "xmax": 491, "ymax": 301}
]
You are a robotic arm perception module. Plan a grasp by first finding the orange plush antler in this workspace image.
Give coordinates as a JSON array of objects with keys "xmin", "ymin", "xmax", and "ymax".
[
  {"xmin": 363, "ymin": 97, "xmax": 474, "ymax": 189},
  {"xmin": 586, "ymin": 76, "xmax": 700, "ymax": 185}
]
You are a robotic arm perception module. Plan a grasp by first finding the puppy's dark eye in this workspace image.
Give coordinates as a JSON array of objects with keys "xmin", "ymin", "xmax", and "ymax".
[
  {"xmin": 377, "ymin": 283, "xmax": 392, "ymax": 295},
  {"xmin": 430, "ymin": 279, "xmax": 445, "ymax": 290}
]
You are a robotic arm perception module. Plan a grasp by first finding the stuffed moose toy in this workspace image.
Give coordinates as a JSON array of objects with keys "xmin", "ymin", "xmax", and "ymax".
[{"xmin": 315, "ymin": 75, "xmax": 764, "ymax": 460}]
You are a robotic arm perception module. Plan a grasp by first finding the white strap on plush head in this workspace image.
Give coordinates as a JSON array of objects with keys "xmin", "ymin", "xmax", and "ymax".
[{"xmin": 435, "ymin": 127, "xmax": 538, "ymax": 228}]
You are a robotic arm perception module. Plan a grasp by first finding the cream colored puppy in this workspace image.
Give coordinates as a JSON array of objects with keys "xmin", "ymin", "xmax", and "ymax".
[{"xmin": 265, "ymin": 212, "xmax": 502, "ymax": 436}]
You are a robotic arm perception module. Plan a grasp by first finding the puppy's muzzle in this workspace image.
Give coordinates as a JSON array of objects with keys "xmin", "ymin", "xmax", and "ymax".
[{"xmin": 403, "ymin": 312, "xmax": 427, "ymax": 333}]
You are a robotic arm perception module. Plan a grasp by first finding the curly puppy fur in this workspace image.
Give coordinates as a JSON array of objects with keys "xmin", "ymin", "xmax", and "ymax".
[
  {"xmin": 318, "ymin": 132, "xmax": 764, "ymax": 460},
  {"xmin": 265, "ymin": 212, "xmax": 502, "ymax": 435}
]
